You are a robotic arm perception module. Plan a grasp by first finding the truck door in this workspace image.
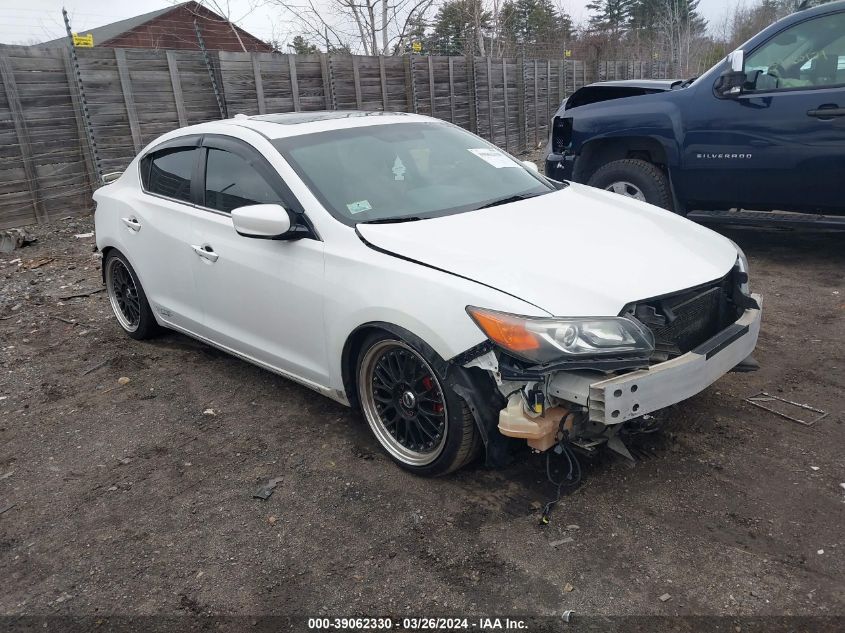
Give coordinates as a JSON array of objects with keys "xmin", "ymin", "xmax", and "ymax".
[{"xmin": 682, "ymin": 10, "xmax": 845, "ymax": 213}]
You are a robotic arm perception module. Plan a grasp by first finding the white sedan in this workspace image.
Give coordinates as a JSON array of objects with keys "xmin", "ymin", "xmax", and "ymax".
[{"xmin": 94, "ymin": 112, "xmax": 762, "ymax": 476}]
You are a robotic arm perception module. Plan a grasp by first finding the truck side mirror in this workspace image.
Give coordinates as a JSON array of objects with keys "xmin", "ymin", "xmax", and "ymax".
[{"xmin": 715, "ymin": 50, "xmax": 747, "ymax": 98}]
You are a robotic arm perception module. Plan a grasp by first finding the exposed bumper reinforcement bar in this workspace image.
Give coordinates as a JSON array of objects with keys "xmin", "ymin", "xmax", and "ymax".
[{"xmin": 549, "ymin": 294, "xmax": 762, "ymax": 425}]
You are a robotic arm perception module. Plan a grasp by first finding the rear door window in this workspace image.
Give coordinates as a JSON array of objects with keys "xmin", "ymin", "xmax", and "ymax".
[
  {"xmin": 142, "ymin": 147, "xmax": 197, "ymax": 203},
  {"xmin": 203, "ymin": 148, "xmax": 283, "ymax": 213}
]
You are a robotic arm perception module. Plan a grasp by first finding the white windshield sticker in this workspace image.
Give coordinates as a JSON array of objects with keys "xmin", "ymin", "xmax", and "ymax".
[
  {"xmin": 346, "ymin": 200, "xmax": 372, "ymax": 214},
  {"xmin": 392, "ymin": 156, "xmax": 406, "ymax": 181},
  {"xmin": 468, "ymin": 148, "xmax": 517, "ymax": 168}
]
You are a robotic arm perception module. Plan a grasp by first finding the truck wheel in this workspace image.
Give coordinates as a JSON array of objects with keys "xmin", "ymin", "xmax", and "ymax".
[{"xmin": 587, "ymin": 159, "xmax": 673, "ymax": 211}]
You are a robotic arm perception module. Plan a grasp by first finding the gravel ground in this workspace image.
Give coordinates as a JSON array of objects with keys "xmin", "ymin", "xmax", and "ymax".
[{"xmin": 0, "ymin": 215, "xmax": 843, "ymax": 631}]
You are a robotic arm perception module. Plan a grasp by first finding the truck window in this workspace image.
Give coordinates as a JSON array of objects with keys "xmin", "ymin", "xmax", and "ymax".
[{"xmin": 745, "ymin": 12, "xmax": 845, "ymax": 91}]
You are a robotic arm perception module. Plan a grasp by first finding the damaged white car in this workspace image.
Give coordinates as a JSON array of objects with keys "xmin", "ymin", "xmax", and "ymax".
[{"xmin": 94, "ymin": 111, "xmax": 762, "ymax": 476}]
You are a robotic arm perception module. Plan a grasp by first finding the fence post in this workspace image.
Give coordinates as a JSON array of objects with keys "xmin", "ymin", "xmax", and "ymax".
[
  {"xmin": 404, "ymin": 56, "xmax": 418, "ymax": 114},
  {"xmin": 288, "ymin": 55, "xmax": 301, "ymax": 112},
  {"xmin": 486, "ymin": 57, "xmax": 494, "ymax": 141},
  {"xmin": 379, "ymin": 55, "xmax": 388, "ymax": 111},
  {"xmin": 351, "ymin": 56, "xmax": 363, "ymax": 109},
  {"xmin": 320, "ymin": 54, "xmax": 333, "ymax": 110},
  {"xmin": 62, "ymin": 7, "xmax": 101, "ymax": 184},
  {"xmin": 194, "ymin": 19, "xmax": 226, "ymax": 118},
  {"xmin": 447, "ymin": 57, "xmax": 456, "ymax": 123},
  {"xmin": 0, "ymin": 53, "xmax": 48, "ymax": 224},
  {"xmin": 502, "ymin": 59, "xmax": 509, "ymax": 152},
  {"xmin": 466, "ymin": 55, "xmax": 477, "ymax": 134},
  {"xmin": 533, "ymin": 59, "xmax": 539, "ymax": 148},
  {"xmin": 558, "ymin": 60, "xmax": 565, "ymax": 101},
  {"xmin": 516, "ymin": 57, "xmax": 526, "ymax": 152},
  {"xmin": 166, "ymin": 51, "xmax": 188, "ymax": 126},
  {"xmin": 428, "ymin": 56, "xmax": 436, "ymax": 117},
  {"xmin": 114, "ymin": 49, "xmax": 142, "ymax": 154},
  {"xmin": 62, "ymin": 48, "xmax": 97, "ymax": 195},
  {"xmin": 250, "ymin": 53, "xmax": 266, "ymax": 115},
  {"xmin": 546, "ymin": 59, "xmax": 551, "ymax": 135}
]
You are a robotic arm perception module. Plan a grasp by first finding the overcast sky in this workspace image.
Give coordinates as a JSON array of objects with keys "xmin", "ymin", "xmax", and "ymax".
[{"xmin": 0, "ymin": 0, "xmax": 736, "ymax": 46}]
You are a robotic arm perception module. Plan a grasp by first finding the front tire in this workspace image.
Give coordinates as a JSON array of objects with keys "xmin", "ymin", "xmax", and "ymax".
[
  {"xmin": 104, "ymin": 250, "xmax": 159, "ymax": 340},
  {"xmin": 587, "ymin": 158, "xmax": 674, "ymax": 211},
  {"xmin": 356, "ymin": 332, "xmax": 479, "ymax": 476}
]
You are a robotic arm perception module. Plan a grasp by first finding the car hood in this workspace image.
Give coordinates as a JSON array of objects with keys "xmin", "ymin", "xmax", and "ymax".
[{"xmin": 356, "ymin": 183, "xmax": 738, "ymax": 317}]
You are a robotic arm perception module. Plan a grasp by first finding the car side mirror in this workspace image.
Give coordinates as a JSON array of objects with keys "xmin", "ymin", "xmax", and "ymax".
[
  {"xmin": 231, "ymin": 204, "xmax": 293, "ymax": 239},
  {"xmin": 521, "ymin": 160, "xmax": 539, "ymax": 172},
  {"xmin": 715, "ymin": 50, "xmax": 747, "ymax": 98}
]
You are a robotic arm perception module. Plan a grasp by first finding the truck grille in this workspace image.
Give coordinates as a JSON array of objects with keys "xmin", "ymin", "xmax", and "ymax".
[{"xmin": 625, "ymin": 278, "xmax": 737, "ymax": 360}]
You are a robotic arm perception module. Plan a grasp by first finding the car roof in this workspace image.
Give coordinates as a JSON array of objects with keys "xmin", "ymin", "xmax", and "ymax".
[{"xmin": 215, "ymin": 110, "xmax": 436, "ymax": 140}]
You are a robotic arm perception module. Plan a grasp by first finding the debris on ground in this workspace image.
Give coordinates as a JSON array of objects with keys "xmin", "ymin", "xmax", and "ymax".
[
  {"xmin": 0, "ymin": 503, "xmax": 16, "ymax": 515},
  {"xmin": 0, "ymin": 470, "xmax": 14, "ymax": 480},
  {"xmin": 563, "ymin": 583, "xmax": 574, "ymax": 592},
  {"xmin": 561, "ymin": 610, "xmax": 574, "ymax": 623},
  {"xmin": 58, "ymin": 288, "xmax": 105, "ymax": 301},
  {"xmin": 21, "ymin": 257, "xmax": 53, "ymax": 270},
  {"xmin": 268, "ymin": 516, "xmax": 278, "ymax": 525},
  {"xmin": 253, "ymin": 476, "xmax": 283, "ymax": 501},
  {"xmin": 810, "ymin": 466, "xmax": 820, "ymax": 471},
  {"xmin": 659, "ymin": 593, "xmax": 672, "ymax": 602},
  {"xmin": 202, "ymin": 408, "xmax": 216, "ymax": 416},
  {"xmin": 550, "ymin": 537, "xmax": 574, "ymax": 547},
  {"xmin": 744, "ymin": 391, "xmax": 829, "ymax": 426},
  {"xmin": 0, "ymin": 228, "xmax": 34, "ymax": 253},
  {"xmin": 82, "ymin": 359, "xmax": 111, "ymax": 376},
  {"xmin": 74, "ymin": 232, "xmax": 94, "ymax": 239},
  {"xmin": 117, "ymin": 377, "xmax": 131, "ymax": 386}
]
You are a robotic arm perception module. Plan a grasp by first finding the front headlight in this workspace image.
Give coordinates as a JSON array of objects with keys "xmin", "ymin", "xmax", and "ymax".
[
  {"xmin": 466, "ymin": 306, "xmax": 655, "ymax": 365},
  {"xmin": 729, "ymin": 240, "xmax": 750, "ymax": 295}
]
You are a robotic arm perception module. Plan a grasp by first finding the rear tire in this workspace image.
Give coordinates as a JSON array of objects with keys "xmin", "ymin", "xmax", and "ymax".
[
  {"xmin": 356, "ymin": 331, "xmax": 479, "ymax": 476},
  {"xmin": 104, "ymin": 250, "xmax": 160, "ymax": 340},
  {"xmin": 587, "ymin": 158, "xmax": 674, "ymax": 211}
]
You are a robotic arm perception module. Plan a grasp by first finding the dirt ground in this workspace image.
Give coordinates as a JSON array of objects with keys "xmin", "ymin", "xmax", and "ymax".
[{"xmin": 1, "ymin": 214, "xmax": 843, "ymax": 631}]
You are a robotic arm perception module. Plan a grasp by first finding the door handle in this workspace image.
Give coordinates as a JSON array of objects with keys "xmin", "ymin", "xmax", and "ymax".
[
  {"xmin": 191, "ymin": 244, "xmax": 219, "ymax": 263},
  {"xmin": 807, "ymin": 106, "xmax": 845, "ymax": 119},
  {"xmin": 121, "ymin": 217, "xmax": 141, "ymax": 232}
]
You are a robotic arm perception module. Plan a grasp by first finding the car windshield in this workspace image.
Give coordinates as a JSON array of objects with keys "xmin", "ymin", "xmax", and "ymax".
[{"xmin": 272, "ymin": 122, "xmax": 555, "ymax": 224}]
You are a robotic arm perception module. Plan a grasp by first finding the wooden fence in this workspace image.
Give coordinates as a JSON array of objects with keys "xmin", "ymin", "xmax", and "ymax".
[{"xmin": 0, "ymin": 43, "xmax": 675, "ymax": 229}]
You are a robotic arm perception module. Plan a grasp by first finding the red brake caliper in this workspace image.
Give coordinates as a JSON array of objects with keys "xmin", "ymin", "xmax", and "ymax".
[{"xmin": 422, "ymin": 376, "xmax": 444, "ymax": 414}]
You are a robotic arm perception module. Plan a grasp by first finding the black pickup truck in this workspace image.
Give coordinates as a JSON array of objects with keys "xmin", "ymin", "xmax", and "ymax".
[{"xmin": 545, "ymin": 0, "xmax": 845, "ymax": 223}]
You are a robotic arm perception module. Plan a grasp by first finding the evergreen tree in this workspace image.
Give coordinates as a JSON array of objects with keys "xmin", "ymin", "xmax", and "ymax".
[
  {"xmin": 288, "ymin": 35, "xmax": 319, "ymax": 54},
  {"xmin": 499, "ymin": 0, "xmax": 572, "ymax": 55},
  {"xmin": 430, "ymin": 0, "xmax": 492, "ymax": 56},
  {"xmin": 587, "ymin": 0, "xmax": 634, "ymax": 37}
]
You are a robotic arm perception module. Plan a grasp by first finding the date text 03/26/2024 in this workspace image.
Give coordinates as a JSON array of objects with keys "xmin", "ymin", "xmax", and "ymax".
[{"xmin": 307, "ymin": 617, "xmax": 530, "ymax": 630}]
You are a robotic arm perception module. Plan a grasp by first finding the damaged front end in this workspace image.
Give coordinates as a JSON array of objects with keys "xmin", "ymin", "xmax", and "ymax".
[{"xmin": 457, "ymin": 263, "xmax": 762, "ymax": 462}]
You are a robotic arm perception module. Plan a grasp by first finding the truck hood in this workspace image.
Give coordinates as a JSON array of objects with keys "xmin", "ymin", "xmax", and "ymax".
[
  {"xmin": 560, "ymin": 79, "xmax": 679, "ymax": 112},
  {"xmin": 356, "ymin": 183, "xmax": 738, "ymax": 317}
]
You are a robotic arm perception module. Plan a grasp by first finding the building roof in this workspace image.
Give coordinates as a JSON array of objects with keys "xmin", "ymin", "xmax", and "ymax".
[
  {"xmin": 39, "ymin": 1, "xmax": 268, "ymax": 50},
  {"xmin": 41, "ymin": 3, "xmax": 187, "ymax": 47}
]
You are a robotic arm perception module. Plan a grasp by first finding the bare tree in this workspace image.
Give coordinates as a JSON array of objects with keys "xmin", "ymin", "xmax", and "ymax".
[{"xmin": 271, "ymin": 0, "xmax": 436, "ymax": 54}]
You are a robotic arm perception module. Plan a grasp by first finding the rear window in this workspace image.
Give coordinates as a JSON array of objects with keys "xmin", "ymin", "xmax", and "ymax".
[{"xmin": 141, "ymin": 147, "xmax": 197, "ymax": 203}]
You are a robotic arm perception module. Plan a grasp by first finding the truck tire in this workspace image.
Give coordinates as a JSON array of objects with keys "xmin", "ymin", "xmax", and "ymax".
[{"xmin": 587, "ymin": 159, "xmax": 674, "ymax": 211}]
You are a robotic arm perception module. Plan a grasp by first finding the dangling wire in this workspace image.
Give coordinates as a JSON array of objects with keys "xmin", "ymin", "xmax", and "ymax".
[{"xmin": 540, "ymin": 440, "xmax": 582, "ymax": 526}]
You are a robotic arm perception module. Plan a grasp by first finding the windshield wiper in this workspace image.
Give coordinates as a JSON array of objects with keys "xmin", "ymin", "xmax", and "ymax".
[
  {"xmin": 360, "ymin": 216, "xmax": 425, "ymax": 224},
  {"xmin": 473, "ymin": 192, "xmax": 544, "ymax": 210}
]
